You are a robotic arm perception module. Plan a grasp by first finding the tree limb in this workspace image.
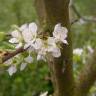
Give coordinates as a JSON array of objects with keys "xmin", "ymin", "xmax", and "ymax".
[
  {"xmin": 1, "ymin": 47, "xmax": 26, "ymax": 63},
  {"xmin": 71, "ymin": 4, "xmax": 96, "ymax": 24}
]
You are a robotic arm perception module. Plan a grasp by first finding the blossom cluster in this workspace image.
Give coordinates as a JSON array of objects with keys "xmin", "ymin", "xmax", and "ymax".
[{"xmin": 6, "ymin": 22, "xmax": 68, "ymax": 75}]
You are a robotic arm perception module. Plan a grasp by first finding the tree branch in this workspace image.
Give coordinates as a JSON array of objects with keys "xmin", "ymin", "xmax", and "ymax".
[
  {"xmin": 1, "ymin": 47, "xmax": 26, "ymax": 63},
  {"xmin": 71, "ymin": 4, "xmax": 96, "ymax": 24},
  {"xmin": 75, "ymin": 49, "xmax": 96, "ymax": 96}
]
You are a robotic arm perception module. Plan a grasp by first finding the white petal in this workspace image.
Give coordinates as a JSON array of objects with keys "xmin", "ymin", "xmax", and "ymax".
[
  {"xmin": 54, "ymin": 23, "xmax": 61, "ymax": 32},
  {"xmin": 9, "ymin": 38, "xmax": 19, "ymax": 43},
  {"xmin": 51, "ymin": 48, "xmax": 61, "ymax": 57},
  {"xmin": 29, "ymin": 22, "xmax": 37, "ymax": 33},
  {"xmin": 22, "ymin": 27, "xmax": 32, "ymax": 42},
  {"xmin": 53, "ymin": 24, "xmax": 68, "ymax": 43},
  {"xmin": 29, "ymin": 23, "xmax": 37, "ymax": 40},
  {"xmin": 20, "ymin": 63, "xmax": 27, "ymax": 71},
  {"xmin": 4, "ymin": 59, "xmax": 12, "ymax": 66},
  {"xmin": 48, "ymin": 37, "xmax": 56, "ymax": 45},
  {"xmin": 7, "ymin": 65, "xmax": 17, "ymax": 76},
  {"xmin": 40, "ymin": 91, "xmax": 48, "ymax": 96},
  {"xmin": 20, "ymin": 24, "xmax": 28, "ymax": 31},
  {"xmin": 87, "ymin": 45, "xmax": 94, "ymax": 53},
  {"xmin": 24, "ymin": 55, "xmax": 33, "ymax": 63},
  {"xmin": 11, "ymin": 30, "xmax": 21, "ymax": 39},
  {"xmin": 61, "ymin": 39, "xmax": 68, "ymax": 44},
  {"xmin": 15, "ymin": 43, "xmax": 23, "ymax": 49},
  {"xmin": 54, "ymin": 23, "xmax": 68, "ymax": 35},
  {"xmin": 73, "ymin": 48, "xmax": 83, "ymax": 56},
  {"xmin": 33, "ymin": 38, "xmax": 43, "ymax": 50},
  {"xmin": 37, "ymin": 54, "xmax": 46, "ymax": 61}
]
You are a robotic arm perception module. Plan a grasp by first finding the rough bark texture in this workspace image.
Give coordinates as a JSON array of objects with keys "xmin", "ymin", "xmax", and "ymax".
[
  {"xmin": 35, "ymin": 0, "xmax": 74, "ymax": 96},
  {"xmin": 75, "ymin": 49, "xmax": 96, "ymax": 96}
]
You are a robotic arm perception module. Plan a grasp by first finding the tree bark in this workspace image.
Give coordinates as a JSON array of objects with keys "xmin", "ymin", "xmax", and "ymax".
[{"xmin": 35, "ymin": 0, "xmax": 74, "ymax": 96}]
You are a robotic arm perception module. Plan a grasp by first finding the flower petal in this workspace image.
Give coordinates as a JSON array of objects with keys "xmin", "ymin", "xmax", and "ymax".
[
  {"xmin": 24, "ymin": 55, "xmax": 33, "ymax": 63},
  {"xmin": 29, "ymin": 22, "xmax": 37, "ymax": 33},
  {"xmin": 40, "ymin": 91, "xmax": 48, "ymax": 96},
  {"xmin": 9, "ymin": 38, "xmax": 19, "ymax": 43},
  {"xmin": 33, "ymin": 38, "xmax": 43, "ymax": 50},
  {"xmin": 51, "ymin": 47, "xmax": 61, "ymax": 57},
  {"xmin": 53, "ymin": 23, "xmax": 68, "ymax": 44},
  {"xmin": 61, "ymin": 39, "xmax": 68, "ymax": 44},
  {"xmin": 15, "ymin": 43, "xmax": 23, "ymax": 49},
  {"xmin": 37, "ymin": 54, "xmax": 46, "ymax": 61},
  {"xmin": 7, "ymin": 65, "xmax": 17, "ymax": 76},
  {"xmin": 20, "ymin": 63, "xmax": 27, "ymax": 71},
  {"xmin": 11, "ymin": 30, "xmax": 21, "ymax": 39},
  {"xmin": 22, "ymin": 27, "xmax": 32, "ymax": 42},
  {"xmin": 20, "ymin": 24, "xmax": 28, "ymax": 31}
]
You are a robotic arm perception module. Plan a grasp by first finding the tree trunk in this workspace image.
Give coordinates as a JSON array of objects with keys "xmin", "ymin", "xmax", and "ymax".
[{"xmin": 35, "ymin": 0, "xmax": 74, "ymax": 96}]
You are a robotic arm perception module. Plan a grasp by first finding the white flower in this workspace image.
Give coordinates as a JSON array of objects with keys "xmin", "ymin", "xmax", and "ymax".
[
  {"xmin": 20, "ymin": 62, "xmax": 27, "ymax": 71},
  {"xmin": 9, "ymin": 29, "xmax": 23, "ymax": 48},
  {"xmin": 24, "ymin": 55, "xmax": 33, "ymax": 63},
  {"xmin": 51, "ymin": 47, "xmax": 61, "ymax": 57},
  {"xmin": 7, "ymin": 65, "xmax": 17, "ymax": 76},
  {"xmin": 87, "ymin": 45, "xmax": 94, "ymax": 53},
  {"xmin": 53, "ymin": 23, "xmax": 68, "ymax": 44},
  {"xmin": 22, "ymin": 23, "xmax": 38, "ymax": 49},
  {"xmin": 73, "ymin": 48, "xmax": 83, "ymax": 56},
  {"xmin": 9, "ymin": 38, "xmax": 19, "ymax": 44},
  {"xmin": 9, "ymin": 22, "xmax": 38, "ymax": 49},
  {"xmin": 33, "ymin": 38, "xmax": 43, "ymax": 50},
  {"xmin": 19, "ymin": 23, "xmax": 28, "ymax": 32},
  {"xmin": 36, "ymin": 37, "xmax": 61, "ymax": 60},
  {"xmin": 11, "ymin": 30, "xmax": 22, "ymax": 40},
  {"xmin": 37, "ymin": 54, "xmax": 46, "ymax": 61},
  {"xmin": 47, "ymin": 37, "xmax": 61, "ymax": 57},
  {"xmin": 37, "ymin": 47, "xmax": 47, "ymax": 61},
  {"xmin": 15, "ymin": 42, "xmax": 23, "ymax": 49},
  {"xmin": 4, "ymin": 59, "xmax": 13, "ymax": 66},
  {"xmin": 40, "ymin": 91, "xmax": 48, "ymax": 96},
  {"xmin": 22, "ymin": 23, "xmax": 37, "ymax": 43}
]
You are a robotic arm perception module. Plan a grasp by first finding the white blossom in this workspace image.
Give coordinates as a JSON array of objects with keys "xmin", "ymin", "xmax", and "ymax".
[
  {"xmin": 7, "ymin": 65, "xmax": 17, "ymax": 76},
  {"xmin": 24, "ymin": 55, "xmax": 33, "ymax": 63},
  {"xmin": 15, "ymin": 42, "xmax": 23, "ymax": 49},
  {"xmin": 87, "ymin": 45, "xmax": 94, "ymax": 53},
  {"xmin": 7, "ymin": 23, "xmax": 68, "ymax": 75},
  {"xmin": 40, "ymin": 91, "xmax": 48, "ymax": 96},
  {"xmin": 9, "ymin": 38, "xmax": 19, "ymax": 44},
  {"xmin": 53, "ymin": 23, "xmax": 68, "ymax": 44},
  {"xmin": 11, "ymin": 30, "xmax": 22, "ymax": 40},
  {"xmin": 20, "ymin": 63, "xmax": 27, "ymax": 71},
  {"xmin": 33, "ymin": 38, "xmax": 43, "ymax": 50},
  {"xmin": 4, "ymin": 59, "xmax": 13, "ymax": 66},
  {"xmin": 9, "ymin": 22, "xmax": 38, "ymax": 49},
  {"xmin": 22, "ymin": 23, "xmax": 38, "ymax": 50},
  {"xmin": 51, "ymin": 47, "xmax": 61, "ymax": 57},
  {"xmin": 9, "ymin": 29, "xmax": 23, "ymax": 48},
  {"xmin": 47, "ymin": 37, "xmax": 61, "ymax": 57},
  {"xmin": 22, "ymin": 23, "xmax": 37, "ymax": 43},
  {"xmin": 73, "ymin": 48, "xmax": 83, "ymax": 56},
  {"xmin": 37, "ymin": 47, "xmax": 47, "ymax": 61}
]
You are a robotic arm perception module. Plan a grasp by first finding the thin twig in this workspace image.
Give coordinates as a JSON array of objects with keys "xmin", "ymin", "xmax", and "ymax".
[
  {"xmin": 71, "ymin": 4, "xmax": 96, "ymax": 25},
  {"xmin": 2, "ymin": 47, "xmax": 26, "ymax": 63}
]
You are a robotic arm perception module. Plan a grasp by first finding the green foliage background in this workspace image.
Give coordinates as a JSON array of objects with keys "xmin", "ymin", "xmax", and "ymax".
[{"xmin": 0, "ymin": 0, "xmax": 96, "ymax": 96}]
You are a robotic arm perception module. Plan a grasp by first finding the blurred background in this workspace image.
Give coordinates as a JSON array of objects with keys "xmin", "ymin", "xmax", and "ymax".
[{"xmin": 0, "ymin": 0, "xmax": 96, "ymax": 96}]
